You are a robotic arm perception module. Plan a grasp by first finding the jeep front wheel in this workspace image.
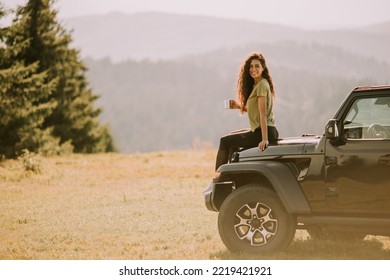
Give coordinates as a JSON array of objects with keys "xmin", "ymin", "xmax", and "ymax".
[{"xmin": 218, "ymin": 184, "xmax": 296, "ymax": 254}]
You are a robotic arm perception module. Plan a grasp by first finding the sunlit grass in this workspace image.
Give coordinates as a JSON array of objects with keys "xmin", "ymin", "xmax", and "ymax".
[{"xmin": 1, "ymin": 150, "xmax": 389, "ymax": 260}]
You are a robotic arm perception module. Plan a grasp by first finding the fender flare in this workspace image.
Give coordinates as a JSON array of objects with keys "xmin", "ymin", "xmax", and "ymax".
[{"xmin": 218, "ymin": 161, "xmax": 311, "ymax": 214}]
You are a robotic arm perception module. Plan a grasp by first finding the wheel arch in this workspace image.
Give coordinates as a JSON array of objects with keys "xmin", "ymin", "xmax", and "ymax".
[{"xmin": 218, "ymin": 161, "xmax": 311, "ymax": 214}]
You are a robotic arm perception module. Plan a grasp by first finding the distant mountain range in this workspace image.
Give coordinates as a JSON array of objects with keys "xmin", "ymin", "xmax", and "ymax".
[
  {"xmin": 62, "ymin": 12, "xmax": 390, "ymax": 153},
  {"xmin": 64, "ymin": 12, "xmax": 390, "ymax": 62}
]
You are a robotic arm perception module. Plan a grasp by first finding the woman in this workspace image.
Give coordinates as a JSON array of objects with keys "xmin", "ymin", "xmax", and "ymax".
[{"xmin": 215, "ymin": 52, "xmax": 278, "ymax": 175}]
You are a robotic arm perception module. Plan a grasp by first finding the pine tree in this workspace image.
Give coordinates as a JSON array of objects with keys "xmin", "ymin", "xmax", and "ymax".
[
  {"xmin": 11, "ymin": 0, "xmax": 115, "ymax": 153},
  {"xmin": 0, "ymin": 4, "xmax": 62, "ymax": 158}
]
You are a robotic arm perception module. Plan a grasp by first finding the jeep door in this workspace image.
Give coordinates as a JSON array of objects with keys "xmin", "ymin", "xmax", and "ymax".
[{"xmin": 325, "ymin": 94, "xmax": 390, "ymax": 213}]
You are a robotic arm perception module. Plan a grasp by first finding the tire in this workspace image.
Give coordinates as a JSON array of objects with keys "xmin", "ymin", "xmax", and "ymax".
[{"xmin": 218, "ymin": 184, "xmax": 296, "ymax": 254}]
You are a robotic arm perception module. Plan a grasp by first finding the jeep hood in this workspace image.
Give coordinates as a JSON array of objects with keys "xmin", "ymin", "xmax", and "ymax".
[{"xmin": 238, "ymin": 135, "xmax": 323, "ymax": 161}]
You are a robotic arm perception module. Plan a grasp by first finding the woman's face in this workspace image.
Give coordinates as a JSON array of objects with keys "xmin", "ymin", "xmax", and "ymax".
[{"xmin": 249, "ymin": 59, "xmax": 264, "ymax": 81}]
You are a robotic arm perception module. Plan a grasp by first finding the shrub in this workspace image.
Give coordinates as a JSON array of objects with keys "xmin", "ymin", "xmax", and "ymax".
[{"xmin": 18, "ymin": 149, "xmax": 42, "ymax": 174}]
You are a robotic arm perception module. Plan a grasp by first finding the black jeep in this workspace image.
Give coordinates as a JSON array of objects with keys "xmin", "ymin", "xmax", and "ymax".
[{"xmin": 203, "ymin": 85, "xmax": 390, "ymax": 254}]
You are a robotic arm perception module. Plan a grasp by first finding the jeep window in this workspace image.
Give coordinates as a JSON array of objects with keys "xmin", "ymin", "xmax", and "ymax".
[{"xmin": 344, "ymin": 96, "xmax": 390, "ymax": 140}]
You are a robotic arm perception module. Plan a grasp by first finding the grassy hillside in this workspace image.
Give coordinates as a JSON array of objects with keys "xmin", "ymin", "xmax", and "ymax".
[{"xmin": 1, "ymin": 151, "xmax": 390, "ymax": 260}]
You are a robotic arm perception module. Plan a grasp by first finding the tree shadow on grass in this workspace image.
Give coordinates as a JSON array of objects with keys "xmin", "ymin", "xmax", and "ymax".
[{"xmin": 210, "ymin": 237, "xmax": 390, "ymax": 260}]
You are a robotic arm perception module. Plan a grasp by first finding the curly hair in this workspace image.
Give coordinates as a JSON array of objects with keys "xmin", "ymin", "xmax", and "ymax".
[{"xmin": 236, "ymin": 52, "xmax": 275, "ymax": 113}]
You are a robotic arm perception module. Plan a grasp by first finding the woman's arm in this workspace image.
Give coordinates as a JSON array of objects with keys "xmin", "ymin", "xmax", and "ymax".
[{"xmin": 258, "ymin": 96, "xmax": 269, "ymax": 151}]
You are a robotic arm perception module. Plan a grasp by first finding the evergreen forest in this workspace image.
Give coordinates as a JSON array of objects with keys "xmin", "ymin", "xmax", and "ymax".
[
  {"xmin": 0, "ymin": 0, "xmax": 114, "ymax": 158},
  {"xmin": 85, "ymin": 43, "xmax": 390, "ymax": 153}
]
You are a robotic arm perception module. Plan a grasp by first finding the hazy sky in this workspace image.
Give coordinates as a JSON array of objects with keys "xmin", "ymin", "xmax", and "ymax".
[{"xmin": 3, "ymin": 0, "xmax": 390, "ymax": 29}]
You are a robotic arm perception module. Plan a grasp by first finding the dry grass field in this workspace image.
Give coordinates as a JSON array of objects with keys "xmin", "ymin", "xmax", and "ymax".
[{"xmin": 1, "ymin": 150, "xmax": 390, "ymax": 260}]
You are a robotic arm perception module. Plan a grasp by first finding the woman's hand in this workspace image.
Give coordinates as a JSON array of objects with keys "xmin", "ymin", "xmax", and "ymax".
[
  {"xmin": 259, "ymin": 140, "xmax": 269, "ymax": 151},
  {"xmin": 230, "ymin": 100, "xmax": 241, "ymax": 110}
]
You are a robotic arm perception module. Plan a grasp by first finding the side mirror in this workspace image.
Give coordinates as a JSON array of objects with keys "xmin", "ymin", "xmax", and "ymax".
[{"xmin": 325, "ymin": 119, "xmax": 339, "ymax": 139}]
